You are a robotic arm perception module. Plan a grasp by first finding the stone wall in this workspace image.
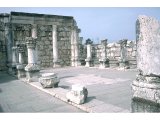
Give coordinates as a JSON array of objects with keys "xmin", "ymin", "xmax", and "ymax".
[
  {"xmin": 0, "ymin": 12, "xmax": 80, "ymax": 69},
  {"xmin": 0, "ymin": 21, "xmax": 7, "ymax": 70}
]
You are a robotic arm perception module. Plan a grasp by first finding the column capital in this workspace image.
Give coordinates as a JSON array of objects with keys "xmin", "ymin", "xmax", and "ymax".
[
  {"xmin": 101, "ymin": 39, "xmax": 108, "ymax": 46},
  {"xmin": 12, "ymin": 46, "xmax": 17, "ymax": 50},
  {"xmin": 85, "ymin": 38, "xmax": 93, "ymax": 45},
  {"xmin": 118, "ymin": 39, "xmax": 128, "ymax": 47},
  {"xmin": 17, "ymin": 44, "xmax": 25, "ymax": 53}
]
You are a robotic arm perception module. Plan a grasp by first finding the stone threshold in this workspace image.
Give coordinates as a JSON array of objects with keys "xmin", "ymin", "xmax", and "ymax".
[{"xmin": 24, "ymin": 81, "xmax": 130, "ymax": 113}]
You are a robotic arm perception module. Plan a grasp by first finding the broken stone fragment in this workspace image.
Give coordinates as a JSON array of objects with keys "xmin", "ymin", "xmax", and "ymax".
[
  {"xmin": 66, "ymin": 84, "xmax": 88, "ymax": 104},
  {"xmin": 39, "ymin": 73, "xmax": 60, "ymax": 88}
]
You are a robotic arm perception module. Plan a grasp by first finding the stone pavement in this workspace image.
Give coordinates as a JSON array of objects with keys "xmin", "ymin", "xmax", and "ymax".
[
  {"xmin": 0, "ymin": 67, "xmax": 138, "ymax": 113},
  {"xmin": 34, "ymin": 67, "xmax": 138, "ymax": 112},
  {"xmin": 0, "ymin": 71, "xmax": 85, "ymax": 113}
]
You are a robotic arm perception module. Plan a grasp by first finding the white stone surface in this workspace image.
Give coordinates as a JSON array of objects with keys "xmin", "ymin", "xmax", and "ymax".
[
  {"xmin": 66, "ymin": 84, "xmax": 88, "ymax": 104},
  {"xmin": 64, "ymin": 74, "xmax": 128, "ymax": 86},
  {"xmin": 136, "ymin": 15, "xmax": 160, "ymax": 76}
]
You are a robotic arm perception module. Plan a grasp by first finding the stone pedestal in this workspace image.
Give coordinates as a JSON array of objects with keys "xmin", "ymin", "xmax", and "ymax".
[
  {"xmin": 85, "ymin": 58, "xmax": 92, "ymax": 67},
  {"xmin": 99, "ymin": 58, "xmax": 109, "ymax": 69},
  {"xmin": 17, "ymin": 64, "xmax": 25, "ymax": 79},
  {"xmin": 39, "ymin": 73, "xmax": 60, "ymax": 88},
  {"xmin": 109, "ymin": 58, "xmax": 119, "ymax": 68},
  {"xmin": 66, "ymin": 84, "xmax": 88, "ymax": 105},
  {"xmin": 132, "ymin": 15, "xmax": 160, "ymax": 104},
  {"xmin": 25, "ymin": 37, "xmax": 40, "ymax": 82}
]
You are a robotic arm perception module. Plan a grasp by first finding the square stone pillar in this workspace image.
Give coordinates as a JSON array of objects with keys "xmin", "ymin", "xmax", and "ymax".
[
  {"xmin": 99, "ymin": 39, "xmax": 109, "ymax": 68},
  {"xmin": 132, "ymin": 15, "xmax": 160, "ymax": 104},
  {"xmin": 25, "ymin": 37, "xmax": 40, "ymax": 82},
  {"xmin": 118, "ymin": 39, "xmax": 129, "ymax": 69}
]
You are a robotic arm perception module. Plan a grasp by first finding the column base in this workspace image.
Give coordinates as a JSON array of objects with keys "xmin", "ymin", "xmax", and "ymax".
[
  {"xmin": 16, "ymin": 64, "xmax": 26, "ymax": 79},
  {"xmin": 99, "ymin": 59, "xmax": 109, "ymax": 69},
  {"xmin": 131, "ymin": 98, "xmax": 160, "ymax": 112},
  {"xmin": 71, "ymin": 59, "xmax": 81, "ymax": 67},
  {"xmin": 25, "ymin": 64, "xmax": 40, "ymax": 82},
  {"xmin": 132, "ymin": 75, "xmax": 160, "ymax": 104},
  {"xmin": 119, "ymin": 61, "xmax": 130, "ymax": 69},
  {"xmin": 8, "ymin": 65, "xmax": 17, "ymax": 76}
]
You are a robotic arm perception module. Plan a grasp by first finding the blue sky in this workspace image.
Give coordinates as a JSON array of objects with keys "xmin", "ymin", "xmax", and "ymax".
[{"xmin": 0, "ymin": 7, "xmax": 160, "ymax": 43}]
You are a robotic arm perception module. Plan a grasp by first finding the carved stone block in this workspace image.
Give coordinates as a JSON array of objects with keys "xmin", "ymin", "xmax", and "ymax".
[
  {"xmin": 66, "ymin": 84, "xmax": 88, "ymax": 104},
  {"xmin": 39, "ymin": 73, "xmax": 60, "ymax": 88}
]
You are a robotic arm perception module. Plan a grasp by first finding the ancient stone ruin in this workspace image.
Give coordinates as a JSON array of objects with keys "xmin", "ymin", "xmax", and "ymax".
[
  {"xmin": 132, "ymin": 15, "xmax": 160, "ymax": 104},
  {"xmin": 0, "ymin": 12, "xmax": 137, "ymax": 77}
]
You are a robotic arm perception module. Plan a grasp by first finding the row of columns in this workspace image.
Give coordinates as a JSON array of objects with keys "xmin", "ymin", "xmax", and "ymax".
[
  {"xmin": 10, "ymin": 23, "xmax": 81, "ymax": 80},
  {"xmin": 84, "ymin": 39, "xmax": 128, "ymax": 68}
]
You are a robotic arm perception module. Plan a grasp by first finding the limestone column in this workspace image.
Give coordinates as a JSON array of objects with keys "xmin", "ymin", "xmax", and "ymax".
[
  {"xmin": 74, "ymin": 28, "xmax": 81, "ymax": 67},
  {"xmin": 25, "ymin": 37, "xmax": 40, "ymax": 82},
  {"xmin": 12, "ymin": 46, "xmax": 17, "ymax": 66},
  {"xmin": 71, "ymin": 27, "xmax": 75, "ymax": 66},
  {"xmin": 31, "ymin": 24, "xmax": 38, "ymax": 64},
  {"xmin": 52, "ymin": 25, "xmax": 60, "ymax": 67},
  {"xmin": 99, "ymin": 39, "xmax": 109, "ymax": 68},
  {"xmin": 10, "ymin": 46, "xmax": 17, "ymax": 75},
  {"xmin": 132, "ymin": 15, "xmax": 160, "ymax": 104},
  {"xmin": 16, "ymin": 44, "xmax": 25, "ymax": 79},
  {"xmin": 85, "ymin": 39, "xmax": 92, "ymax": 67},
  {"xmin": 71, "ymin": 26, "xmax": 81, "ymax": 67},
  {"xmin": 118, "ymin": 39, "xmax": 129, "ymax": 69}
]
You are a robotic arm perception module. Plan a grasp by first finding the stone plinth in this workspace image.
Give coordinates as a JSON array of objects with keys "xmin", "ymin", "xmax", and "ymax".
[
  {"xmin": 39, "ymin": 73, "xmax": 60, "ymax": 88},
  {"xmin": 99, "ymin": 58, "xmax": 109, "ymax": 69},
  {"xmin": 132, "ymin": 15, "xmax": 160, "ymax": 104},
  {"xmin": 85, "ymin": 58, "xmax": 93, "ymax": 67},
  {"xmin": 109, "ymin": 58, "xmax": 119, "ymax": 68},
  {"xmin": 66, "ymin": 84, "xmax": 88, "ymax": 105},
  {"xmin": 16, "ymin": 64, "xmax": 26, "ymax": 79}
]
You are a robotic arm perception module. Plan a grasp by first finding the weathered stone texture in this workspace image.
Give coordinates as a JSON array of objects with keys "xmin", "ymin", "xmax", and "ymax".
[
  {"xmin": 0, "ymin": 22, "xmax": 7, "ymax": 70},
  {"xmin": 132, "ymin": 15, "xmax": 160, "ymax": 104},
  {"xmin": 136, "ymin": 15, "xmax": 160, "ymax": 76}
]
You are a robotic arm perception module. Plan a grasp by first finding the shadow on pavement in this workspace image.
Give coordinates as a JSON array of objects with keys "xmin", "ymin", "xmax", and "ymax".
[
  {"xmin": 59, "ymin": 85, "xmax": 70, "ymax": 90},
  {"xmin": 0, "ymin": 105, "xmax": 4, "ymax": 112},
  {"xmin": 85, "ymin": 96, "xmax": 96, "ymax": 103},
  {"xmin": 59, "ymin": 76, "xmax": 74, "ymax": 80},
  {"xmin": 0, "ymin": 72, "xmax": 17, "ymax": 84}
]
